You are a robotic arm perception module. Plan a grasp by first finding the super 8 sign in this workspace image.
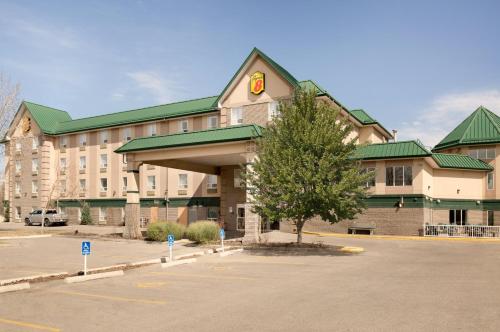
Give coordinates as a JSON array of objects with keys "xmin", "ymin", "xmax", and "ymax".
[{"xmin": 250, "ymin": 71, "xmax": 265, "ymax": 95}]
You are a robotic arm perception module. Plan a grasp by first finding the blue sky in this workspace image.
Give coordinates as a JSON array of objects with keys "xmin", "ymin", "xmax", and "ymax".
[{"xmin": 1, "ymin": 0, "xmax": 500, "ymax": 147}]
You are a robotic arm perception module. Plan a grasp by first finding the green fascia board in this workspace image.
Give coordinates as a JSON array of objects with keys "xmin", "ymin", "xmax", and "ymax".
[
  {"xmin": 363, "ymin": 195, "xmax": 500, "ymax": 210},
  {"xmin": 23, "ymin": 101, "xmax": 72, "ymax": 134},
  {"xmin": 354, "ymin": 140, "xmax": 431, "ymax": 160},
  {"xmin": 433, "ymin": 106, "xmax": 500, "ymax": 151},
  {"xmin": 115, "ymin": 124, "xmax": 263, "ymax": 153},
  {"xmin": 55, "ymin": 96, "xmax": 219, "ymax": 134},
  {"xmin": 215, "ymin": 47, "xmax": 299, "ymax": 106},
  {"xmin": 431, "ymin": 153, "xmax": 493, "ymax": 171},
  {"xmin": 58, "ymin": 197, "xmax": 220, "ymax": 208},
  {"xmin": 349, "ymin": 109, "xmax": 392, "ymax": 138}
]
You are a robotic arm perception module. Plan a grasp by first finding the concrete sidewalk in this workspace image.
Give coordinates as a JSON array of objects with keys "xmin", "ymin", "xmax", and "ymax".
[{"xmin": 0, "ymin": 221, "xmax": 127, "ymax": 237}]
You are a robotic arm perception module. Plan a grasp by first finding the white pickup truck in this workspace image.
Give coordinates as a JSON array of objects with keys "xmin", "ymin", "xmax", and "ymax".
[{"xmin": 24, "ymin": 209, "xmax": 68, "ymax": 227}]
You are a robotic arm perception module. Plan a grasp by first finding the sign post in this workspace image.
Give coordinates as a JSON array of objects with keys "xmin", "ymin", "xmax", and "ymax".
[
  {"xmin": 81, "ymin": 241, "xmax": 91, "ymax": 275},
  {"xmin": 167, "ymin": 234, "xmax": 174, "ymax": 261},
  {"xmin": 219, "ymin": 228, "xmax": 225, "ymax": 253}
]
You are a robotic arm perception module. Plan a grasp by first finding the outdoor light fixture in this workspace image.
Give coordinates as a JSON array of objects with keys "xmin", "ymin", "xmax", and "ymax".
[{"xmin": 229, "ymin": 206, "xmax": 233, "ymax": 214}]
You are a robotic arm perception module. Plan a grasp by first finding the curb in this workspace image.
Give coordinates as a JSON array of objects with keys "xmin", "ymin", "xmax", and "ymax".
[
  {"xmin": 339, "ymin": 246, "xmax": 364, "ymax": 253},
  {"xmin": 220, "ymin": 248, "xmax": 244, "ymax": 257},
  {"xmin": 161, "ymin": 258, "xmax": 197, "ymax": 268},
  {"xmin": 86, "ymin": 264, "xmax": 127, "ymax": 274},
  {"xmin": 65, "ymin": 270, "xmax": 124, "ymax": 284},
  {"xmin": 128, "ymin": 258, "xmax": 161, "ymax": 267},
  {"xmin": 215, "ymin": 246, "xmax": 232, "ymax": 253},
  {"xmin": 0, "ymin": 282, "xmax": 30, "ymax": 294},
  {"xmin": 0, "ymin": 234, "xmax": 52, "ymax": 240},
  {"xmin": 175, "ymin": 251, "xmax": 206, "ymax": 260},
  {"xmin": 0, "ymin": 272, "xmax": 69, "ymax": 287}
]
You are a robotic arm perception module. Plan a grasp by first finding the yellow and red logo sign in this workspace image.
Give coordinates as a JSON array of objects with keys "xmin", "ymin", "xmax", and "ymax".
[{"xmin": 250, "ymin": 71, "xmax": 265, "ymax": 95}]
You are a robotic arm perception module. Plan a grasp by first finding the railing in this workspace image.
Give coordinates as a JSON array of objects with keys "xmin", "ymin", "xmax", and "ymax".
[{"xmin": 424, "ymin": 225, "xmax": 500, "ymax": 238}]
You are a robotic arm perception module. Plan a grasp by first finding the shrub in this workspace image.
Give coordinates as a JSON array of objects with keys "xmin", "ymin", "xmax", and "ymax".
[
  {"xmin": 185, "ymin": 220, "xmax": 220, "ymax": 243},
  {"xmin": 3, "ymin": 201, "xmax": 9, "ymax": 223},
  {"xmin": 80, "ymin": 202, "xmax": 93, "ymax": 225},
  {"xmin": 146, "ymin": 221, "xmax": 186, "ymax": 242}
]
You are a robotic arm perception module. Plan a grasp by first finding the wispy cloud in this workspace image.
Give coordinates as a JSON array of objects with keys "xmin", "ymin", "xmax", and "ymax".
[
  {"xmin": 399, "ymin": 90, "xmax": 500, "ymax": 147},
  {"xmin": 126, "ymin": 71, "xmax": 184, "ymax": 104}
]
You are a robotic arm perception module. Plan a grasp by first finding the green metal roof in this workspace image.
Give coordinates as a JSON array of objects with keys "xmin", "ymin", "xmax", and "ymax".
[
  {"xmin": 215, "ymin": 47, "xmax": 299, "ymax": 105},
  {"xmin": 433, "ymin": 106, "xmax": 500, "ymax": 151},
  {"xmin": 431, "ymin": 153, "xmax": 493, "ymax": 171},
  {"xmin": 115, "ymin": 124, "xmax": 263, "ymax": 153},
  {"xmin": 350, "ymin": 109, "xmax": 377, "ymax": 124},
  {"xmin": 23, "ymin": 101, "xmax": 72, "ymax": 134},
  {"xmin": 354, "ymin": 140, "xmax": 431, "ymax": 160}
]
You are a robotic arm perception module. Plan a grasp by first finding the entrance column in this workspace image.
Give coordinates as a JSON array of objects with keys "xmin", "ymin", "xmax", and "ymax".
[
  {"xmin": 243, "ymin": 155, "xmax": 260, "ymax": 243},
  {"xmin": 124, "ymin": 160, "xmax": 142, "ymax": 239}
]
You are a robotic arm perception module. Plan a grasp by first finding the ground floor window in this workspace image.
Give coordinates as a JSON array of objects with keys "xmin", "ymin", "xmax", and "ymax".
[
  {"xmin": 207, "ymin": 206, "xmax": 219, "ymax": 221},
  {"xmin": 15, "ymin": 206, "xmax": 21, "ymax": 219},
  {"xmin": 449, "ymin": 209, "xmax": 467, "ymax": 225},
  {"xmin": 99, "ymin": 207, "xmax": 107, "ymax": 222},
  {"xmin": 487, "ymin": 210, "xmax": 494, "ymax": 226}
]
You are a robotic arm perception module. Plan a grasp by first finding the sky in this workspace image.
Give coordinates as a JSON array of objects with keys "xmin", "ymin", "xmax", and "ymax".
[{"xmin": 1, "ymin": 0, "xmax": 500, "ymax": 149}]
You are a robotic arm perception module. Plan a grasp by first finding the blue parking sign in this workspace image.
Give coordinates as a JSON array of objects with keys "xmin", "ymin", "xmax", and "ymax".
[
  {"xmin": 167, "ymin": 234, "xmax": 174, "ymax": 246},
  {"xmin": 82, "ymin": 241, "xmax": 91, "ymax": 255},
  {"xmin": 219, "ymin": 228, "xmax": 225, "ymax": 240}
]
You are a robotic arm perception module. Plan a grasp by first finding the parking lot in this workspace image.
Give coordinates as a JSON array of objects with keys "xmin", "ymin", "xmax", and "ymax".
[{"xmin": 1, "ymin": 231, "xmax": 500, "ymax": 331}]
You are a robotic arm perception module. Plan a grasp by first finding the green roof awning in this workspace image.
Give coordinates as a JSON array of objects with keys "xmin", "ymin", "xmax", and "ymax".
[
  {"xmin": 354, "ymin": 140, "xmax": 431, "ymax": 160},
  {"xmin": 431, "ymin": 153, "xmax": 493, "ymax": 171},
  {"xmin": 115, "ymin": 124, "xmax": 263, "ymax": 153}
]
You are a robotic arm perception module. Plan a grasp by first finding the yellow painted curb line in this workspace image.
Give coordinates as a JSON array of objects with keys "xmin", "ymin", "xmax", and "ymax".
[
  {"xmin": 339, "ymin": 246, "xmax": 364, "ymax": 253},
  {"xmin": 303, "ymin": 231, "xmax": 500, "ymax": 243}
]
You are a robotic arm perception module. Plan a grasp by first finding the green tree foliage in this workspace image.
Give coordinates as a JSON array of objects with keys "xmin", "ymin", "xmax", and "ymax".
[
  {"xmin": 80, "ymin": 202, "xmax": 93, "ymax": 225},
  {"xmin": 245, "ymin": 88, "xmax": 372, "ymax": 243}
]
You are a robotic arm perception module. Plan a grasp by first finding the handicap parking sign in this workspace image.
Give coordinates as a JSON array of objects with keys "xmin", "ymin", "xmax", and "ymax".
[
  {"xmin": 82, "ymin": 241, "xmax": 91, "ymax": 255},
  {"xmin": 219, "ymin": 228, "xmax": 225, "ymax": 240},
  {"xmin": 167, "ymin": 234, "xmax": 174, "ymax": 246}
]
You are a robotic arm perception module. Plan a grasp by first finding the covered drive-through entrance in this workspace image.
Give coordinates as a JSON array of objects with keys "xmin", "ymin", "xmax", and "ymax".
[{"xmin": 115, "ymin": 124, "xmax": 263, "ymax": 242}]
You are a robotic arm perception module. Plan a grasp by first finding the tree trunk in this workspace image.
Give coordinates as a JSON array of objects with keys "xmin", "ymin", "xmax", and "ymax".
[
  {"xmin": 296, "ymin": 219, "xmax": 304, "ymax": 244},
  {"xmin": 123, "ymin": 203, "xmax": 142, "ymax": 239}
]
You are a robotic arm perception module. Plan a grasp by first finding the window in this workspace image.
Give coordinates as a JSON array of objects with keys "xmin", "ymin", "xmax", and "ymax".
[
  {"xmin": 79, "ymin": 179, "xmax": 86, "ymax": 191},
  {"xmin": 488, "ymin": 211, "xmax": 494, "ymax": 226},
  {"xmin": 147, "ymin": 175, "xmax": 156, "ymax": 190},
  {"xmin": 362, "ymin": 167, "xmax": 376, "ymax": 187},
  {"xmin": 79, "ymin": 134, "xmax": 87, "ymax": 147},
  {"xmin": 60, "ymin": 136, "xmax": 68, "ymax": 148},
  {"xmin": 15, "ymin": 141, "xmax": 21, "ymax": 152},
  {"xmin": 179, "ymin": 119, "xmax": 189, "ymax": 133},
  {"xmin": 234, "ymin": 169, "xmax": 242, "ymax": 188},
  {"xmin": 449, "ymin": 210, "xmax": 467, "ymax": 225},
  {"xmin": 207, "ymin": 116, "xmax": 218, "ymax": 129},
  {"xmin": 60, "ymin": 158, "xmax": 67, "ymax": 171},
  {"xmin": 60, "ymin": 180, "xmax": 66, "ymax": 193},
  {"xmin": 99, "ymin": 207, "xmax": 107, "ymax": 222},
  {"xmin": 386, "ymin": 166, "xmax": 412, "ymax": 186},
  {"xmin": 123, "ymin": 127, "xmax": 132, "ymax": 141},
  {"xmin": 15, "ymin": 160, "xmax": 21, "ymax": 173},
  {"xmin": 207, "ymin": 175, "xmax": 218, "ymax": 190},
  {"xmin": 268, "ymin": 101, "xmax": 280, "ymax": 121},
  {"xmin": 488, "ymin": 172, "xmax": 494, "ymax": 190},
  {"xmin": 58, "ymin": 206, "xmax": 66, "ymax": 215},
  {"xmin": 178, "ymin": 174, "xmax": 188, "ymax": 189},
  {"xmin": 100, "ymin": 130, "xmax": 109, "ymax": 144},
  {"xmin": 468, "ymin": 148, "xmax": 496, "ymax": 160},
  {"xmin": 32, "ymin": 136, "xmax": 39, "ymax": 149},
  {"xmin": 230, "ymin": 107, "xmax": 243, "ymax": 125},
  {"xmin": 100, "ymin": 154, "xmax": 108, "ymax": 168},
  {"xmin": 79, "ymin": 156, "xmax": 86, "ymax": 170},
  {"xmin": 32, "ymin": 159, "xmax": 39, "ymax": 173},
  {"xmin": 100, "ymin": 178, "xmax": 108, "ymax": 192},
  {"xmin": 122, "ymin": 177, "xmax": 128, "ymax": 191},
  {"xmin": 146, "ymin": 123, "xmax": 157, "ymax": 137},
  {"xmin": 32, "ymin": 180, "xmax": 38, "ymax": 194},
  {"xmin": 15, "ymin": 181, "xmax": 21, "ymax": 195},
  {"xmin": 15, "ymin": 207, "xmax": 21, "ymax": 219}
]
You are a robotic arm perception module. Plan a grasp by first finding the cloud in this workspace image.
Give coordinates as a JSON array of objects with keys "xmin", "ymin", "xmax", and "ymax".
[
  {"xmin": 126, "ymin": 71, "xmax": 184, "ymax": 104},
  {"xmin": 399, "ymin": 90, "xmax": 500, "ymax": 148}
]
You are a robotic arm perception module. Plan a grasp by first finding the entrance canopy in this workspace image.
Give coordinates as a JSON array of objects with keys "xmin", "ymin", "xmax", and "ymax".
[{"xmin": 115, "ymin": 124, "xmax": 262, "ymax": 173}]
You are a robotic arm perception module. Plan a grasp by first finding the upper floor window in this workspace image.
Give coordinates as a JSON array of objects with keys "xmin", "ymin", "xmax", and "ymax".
[
  {"xmin": 234, "ymin": 169, "xmax": 243, "ymax": 188},
  {"xmin": 179, "ymin": 119, "xmax": 189, "ymax": 133},
  {"xmin": 386, "ymin": 166, "xmax": 412, "ymax": 186},
  {"xmin": 32, "ymin": 136, "xmax": 39, "ymax": 149},
  {"xmin": 207, "ymin": 175, "xmax": 218, "ymax": 190},
  {"xmin": 15, "ymin": 141, "xmax": 21, "ymax": 152},
  {"xmin": 60, "ymin": 158, "xmax": 67, "ymax": 170},
  {"xmin": 100, "ymin": 154, "xmax": 108, "ymax": 168},
  {"xmin": 123, "ymin": 127, "xmax": 132, "ymax": 141},
  {"xmin": 178, "ymin": 174, "xmax": 188, "ymax": 189},
  {"xmin": 100, "ymin": 178, "xmax": 108, "ymax": 192},
  {"xmin": 231, "ymin": 108, "xmax": 243, "ymax": 125},
  {"xmin": 79, "ymin": 156, "xmax": 86, "ymax": 170},
  {"xmin": 147, "ymin": 176, "xmax": 156, "ymax": 190},
  {"xmin": 207, "ymin": 116, "xmax": 218, "ymax": 129},
  {"xmin": 488, "ymin": 172, "xmax": 495, "ymax": 190},
  {"xmin": 15, "ymin": 181, "xmax": 21, "ymax": 195},
  {"xmin": 79, "ymin": 134, "xmax": 87, "ymax": 147},
  {"xmin": 32, "ymin": 180, "xmax": 38, "ymax": 194},
  {"xmin": 32, "ymin": 158, "xmax": 39, "ymax": 173},
  {"xmin": 468, "ymin": 148, "xmax": 496, "ymax": 160},
  {"xmin": 60, "ymin": 136, "xmax": 68, "ymax": 148},
  {"xmin": 146, "ymin": 123, "xmax": 157, "ymax": 137},
  {"xmin": 15, "ymin": 160, "xmax": 21, "ymax": 173},
  {"xmin": 60, "ymin": 180, "xmax": 66, "ymax": 193},
  {"xmin": 122, "ymin": 176, "xmax": 128, "ymax": 191},
  {"xmin": 79, "ymin": 179, "xmax": 86, "ymax": 191},
  {"xmin": 100, "ymin": 130, "xmax": 109, "ymax": 145},
  {"xmin": 362, "ymin": 167, "xmax": 376, "ymax": 187},
  {"xmin": 268, "ymin": 101, "xmax": 280, "ymax": 121}
]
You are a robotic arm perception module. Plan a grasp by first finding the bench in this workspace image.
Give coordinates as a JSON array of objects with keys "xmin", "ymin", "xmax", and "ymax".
[{"xmin": 348, "ymin": 226, "xmax": 375, "ymax": 235}]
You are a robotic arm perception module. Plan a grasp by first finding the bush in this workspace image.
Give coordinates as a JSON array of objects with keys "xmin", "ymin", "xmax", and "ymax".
[
  {"xmin": 146, "ymin": 221, "xmax": 186, "ymax": 242},
  {"xmin": 80, "ymin": 202, "xmax": 93, "ymax": 225},
  {"xmin": 185, "ymin": 220, "xmax": 220, "ymax": 243}
]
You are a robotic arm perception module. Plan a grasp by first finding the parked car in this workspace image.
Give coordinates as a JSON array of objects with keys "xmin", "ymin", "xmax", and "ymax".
[{"xmin": 24, "ymin": 209, "xmax": 68, "ymax": 226}]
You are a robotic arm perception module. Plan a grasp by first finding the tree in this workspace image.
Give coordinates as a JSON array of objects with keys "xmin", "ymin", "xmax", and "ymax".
[
  {"xmin": 80, "ymin": 201, "xmax": 93, "ymax": 225},
  {"xmin": 245, "ymin": 88, "xmax": 372, "ymax": 244},
  {"xmin": 0, "ymin": 73, "xmax": 21, "ymax": 167}
]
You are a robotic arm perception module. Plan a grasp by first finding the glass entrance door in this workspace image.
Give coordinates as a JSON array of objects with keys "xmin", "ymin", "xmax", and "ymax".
[{"xmin": 236, "ymin": 204, "xmax": 245, "ymax": 230}]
